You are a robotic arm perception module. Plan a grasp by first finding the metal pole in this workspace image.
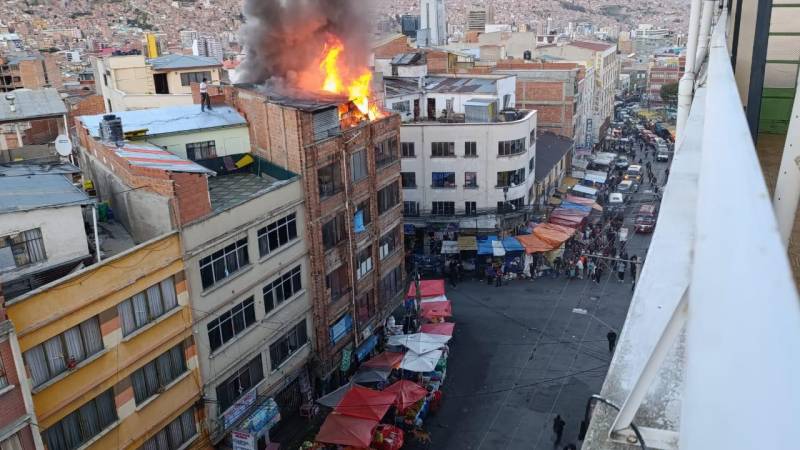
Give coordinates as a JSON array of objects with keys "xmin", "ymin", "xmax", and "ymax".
[
  {"xmin": 677, "ymin": 0, "xmax": 703, "ymax": 140},
  {"xmin": 744, "ymin": 0, "xmax": 773, "ymax": 141},
  {"xmin": 695, "ymin": 0, "xmax": 716, "ymax": 71},
  {"xmin": 772, "ymin": 68, "xmax": 800, "ymax": 245},
  {"xmin": 92, "ymin": 205, "xmax": 101, "ymax": 263}
]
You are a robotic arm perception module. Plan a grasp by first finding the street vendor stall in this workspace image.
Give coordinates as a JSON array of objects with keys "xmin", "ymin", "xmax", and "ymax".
[
  {"xmin": 334, "ymin": 385, "xmax": 396, "ymax": 420},
  {"xmin": 387, "ymin": 333, "xmax": 451, "ymax": 354},
  {"xmin": 315, "ymin": 412, "xmax": 377, "ymax": 448},
  {"xmin": 420, "ymin": 301, "xmax": 452, "ymax": 321},
  {"xmin": 406, "ymin": 279, "xmax": 446, "ymax": 299},
  {"xmin": 501, "ymin": 237, "xmax": 525, "ymax": 275},
  {"xmin": 420, "ymin": 322, "xmax": 455, "ymax": 336},
  {"xmin": 362, "ymin": 351, "xmax": 404, "ymax": 371},
  {"xmin": 384, "ymin": 380, "xmax": 428, "ymax": 412},
  {"xmin": 401, "ymin": 349, "xmax": 444, "ymax": 372}
]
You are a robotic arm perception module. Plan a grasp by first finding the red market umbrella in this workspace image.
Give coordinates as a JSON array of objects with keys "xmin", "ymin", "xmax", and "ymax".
[
  {"xmin": 420, "ymin": 300, "xmax": 452, "ymax": 320},
  {"xmin": 334, "ymin": 385, "xmax": 397, "ymax": 420},
  {"xmin": 384, "ymin": 380, "xmax": 428, "ymax": 411},
  {"xmin": 362, "ymin": 351, "xmax": 405, "ymax": 370},
  {"xmin": 420, "ymin": 322, "xmax": 455, "ymax": 336},
  {"xmin": 406, "ymin": 279, "xmax": 445, "ymax": 299},
  {"xmin": 316, "ymin": 412, "xmax": 378, "ymax": 447}
]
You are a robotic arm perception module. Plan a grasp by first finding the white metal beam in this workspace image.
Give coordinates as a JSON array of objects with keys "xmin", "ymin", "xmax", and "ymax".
[{"xmin": 772, "ymin": 68, "xmax": 800, "ymax": 246}]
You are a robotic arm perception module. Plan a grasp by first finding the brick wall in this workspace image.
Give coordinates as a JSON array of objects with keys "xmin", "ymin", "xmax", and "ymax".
[
  {"xmin": 18, "ymin": 60, "xmax": 45, "ymax": 89},
  {"xmin": 67, "ymin": 95, "xmax": 106, "ymax": 125},
  {"xmin": 172, "ymin": 172, "xmax": 212, "ymax": 225},
  {"xmin": 0, "ymin": 338, "xmax": 28, "ymax": 432},
  {"xmin": 373, "ymin": 36, "xmax": 413, "ymax": 59},
  {"xmin": 24, "ymin": 117, "xmax": 61, "ymax": 145}
]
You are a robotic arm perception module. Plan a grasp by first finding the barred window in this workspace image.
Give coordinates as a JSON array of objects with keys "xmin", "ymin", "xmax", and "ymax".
[
  {"xmin": 257, "ymin": 213, "xmax": 298, "ymax": 257},
  {"xmin": 117, "ymin": 277, "xmax": 178, "ymax": 336},
  {"xmin": 185, "ymin": 140, "xmax": 217, "ymax": 161},
  {"xmin": 263, "ymin": 265, "xmax": 302, "ymax": 315},
  {"xmin": 216, "ymin": 356, "xmax": 263, "ymax": 412},
  {"xmin": 199, "ymin": 238, "xmax": 249, "ymax": 290},
  {"xmin": 207, "ymin": 297, "xmax": 256, "ymax": 351},
  {"xmin": 0, "ymin": 228, "xmax": 46, "ymax": 269}
]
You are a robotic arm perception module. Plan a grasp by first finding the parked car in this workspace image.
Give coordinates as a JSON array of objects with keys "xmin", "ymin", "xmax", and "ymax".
[
  {"xmin": 657, "ymin": 151, "xmax": 670, "ymax": 162},
  {"xmin": 615, "ymin": 156, "xmax": 630, "ymax": 170},
  {"xmin": 608, "ymin": 192, "xmax": 626, "ymax": 212},
  {"xmin": 634, "ymin": 204, "xmax": 658, "ymax": 233}
]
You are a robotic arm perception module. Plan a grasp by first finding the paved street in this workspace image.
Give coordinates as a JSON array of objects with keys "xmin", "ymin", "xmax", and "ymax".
[{"xmin": 408, "ymin": 147, "xmax": 668, "ymax": 450}]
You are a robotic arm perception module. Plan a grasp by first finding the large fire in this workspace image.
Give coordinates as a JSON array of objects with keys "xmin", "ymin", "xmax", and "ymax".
[{"xmin": 302, "ymin": 37, "xmax": 384, "ymax": 122}]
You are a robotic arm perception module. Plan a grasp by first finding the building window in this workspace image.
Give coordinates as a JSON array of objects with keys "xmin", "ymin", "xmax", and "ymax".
[
  {"xmin": 351, "ymin": 149, "xmax": 368, "ymax": 182},
  {"xmin": 401, "ymin": 172, "xmax": 416, "ymax": 188},
  {"xmin": 199, "ymin": 238, "xmax": 249, "ymax": 290},
  {"xmin": 498, "ymin": 196, "xmax": 525, "ymax": 212},
  {"xmin": 464, "ymin": 172, "xmax": 478, "ymax": 188},
  {"xmin": 131, "ymin": 344, "xmax": 187, "ymax": 405},
  {"xmin": 401, "ymin": 142, "xmax": 415, "ymax": 158},
  {"xmin": 431, "ymin": 172, "xmax": 456, "ymax": 188},
  {"xmin": 117, "ymin": 277, "xmax": 179, "ymax": 336},
  {"xmin": 530, "ymin": 130, "xmax": 537, "ymax": 146},
  {"xmin": 356, "ymin": 246, "xmax": 374, "ymax": 279},
  {"xmin": 322, "ymin": 213, "xmax": 346, "ymax": 250},
  {"xmin": 24, "ymin": 317, "xmax": 104, "ymax": 388},
  {"xmin": 263, "ymin": 266, "xmax": 302, "ymax": 315},
  {"xmin": 379, "ymin": 265, "xmax": 403, "ymax": 303},
  {"xmin": 403, "ymin": 201, "xmax": 419, "ymax": 216},
  {"xmin": 529, "ymin": 157, "xmax": 535, "ymax": 173},
  {"xmin": 498, "ymin": 137, "xmax": 526, "ymax": 156},
  {"xmin": 379, "ymin": 227, "xmax": 399, "ymax": 260},
  {"xmin": 391, "ymin": 101, "xmax": 410, "ymax": 113},
  {"xmin": 0, "ymin": 353, "xmax": 7, "ymax": 389},
  {"xmin": 185, "ymin": 140, "xmax": 217, "ymax": 161},
  {"xmin": 464, "ymin": 141, "xmax": 477, "ymax": 157},
  {"xmin": 318, "ymin": 162, "xmax": 343, "ymax": 198},
  {"xmin": 139, "ymin": 408, "xmax": 196, "ymax": 450},
  {"xmin": 206, "ymin": 297, "xmax": 256, "ymax": 352},
  {"xmin": 355, "ymin": 293, "xmax": 373, "ymax": 327},
  {"xmin": 377, "ymin": 182, "xmax": 400, "ymax": 214},
  {"xmin": 269, "ymin": 320, "xmax": 308, "ymax": 371},
  {"xmin": 0, "ymin": 228, "xmax": 46, "ymax": 269},
  {"xmin": 325, "ymin": 265, "xmax": 349, "ymax": 302},
  {"xmin": 465, "ymin": 201, "xmax": 477, "ymax": 216},
  {"xmin": 432, "ymin": 201, "xmax": 455, "ymax": 216},
  {"xmin": 257, "ymin": 214, "xmax": 298, "ymax": 258},
  {"xmin": 42, "ymin": 389, "xmax": 117, "ymax": 450},
  {"xmin": 375, "ymin": 136, "xmax": 399, "ymax": 168},
  {"xmin": 179, "ymin": 71, "xmax": 211, "ymax": 86},
  {"xmin": 431, "ymin": 142, "xmax": 455, "ymax": 157},
  {"xmin": 216, "ymin": 355, "xmax": 264, "ymax": 413},
  {"xmin": 355, "ymin": 200, "xmax": 372, "ymax": 232},
  {"xmin": 497, "ymin": 168, "xmax": 525, "ymax": 187}
]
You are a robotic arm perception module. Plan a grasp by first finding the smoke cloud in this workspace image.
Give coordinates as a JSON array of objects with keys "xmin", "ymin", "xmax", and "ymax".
[{"xmin": 237, "ymin": 0, "xmax": 370, "ymax": 87}]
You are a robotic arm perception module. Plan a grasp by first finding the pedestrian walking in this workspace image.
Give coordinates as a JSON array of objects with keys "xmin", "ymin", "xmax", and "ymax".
[
  {"xmin": 199, "ymin": 78, "xmax": 212, "ymax": 112},
  {"xmin": 616, "ymin": 260, "xmax": 625, "ymax": 282},
  {"xmin": 594, "ymin": 264, "xmax": 604, "ymax": 283},
  {"xmin": 448, "ymin": 260, "xmax": 457, "ymax": 288},
  {"xmin": 495, "ymin": 266, "xmax": 503, "ymax": 287},
  {"xmin": 553, "ymin": 415, "xmax": 566, "ymax": 446},
  {"xmin": 607, "ymin": 330, "xmax": 618, "ymax": 353}
]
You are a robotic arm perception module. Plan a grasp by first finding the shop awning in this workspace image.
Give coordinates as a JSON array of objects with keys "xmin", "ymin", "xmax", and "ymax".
[
  {"xmin": 352, "ymin": 368, "xmax": 391, "ymax": 384},
  {"xmin": 583, "ymin": 170, "xmax": 608, "ymax": 184},
  {"xmin": 420, "ymin": 301, "xmax": 452, "ymax": 320},
  {"xmin": 516, "ymin": 233, "xmax": 559, "ymax": 253},
  {"xmin": 316, "ymin": 412, "xmax": 377, "ymax": 448},
  {"xmin": 334, "ymin": 385, "xmax": 396, "ymax": 420},
  {"xmin": 355, "ymin": 334, "xmax": 379, "ymax": 361},
  {"xmin": 561, "ymin": 176, "xmax": 580, "ymax": 188},
  {"xmin": 492, "ymin": 240, "xmax": 506, "ymax": 256},
  {"xmin": 317, "ymin": 382, "xmax": 360, "ymax": 408},
  {"xmin": 440, "ymin": 240, "xmax": 459, "ymax": 254},
  {"xmin": 551, "ymin": 207, "xmax": 590, "ymax": 218},
  {"xmin": 387, "ymin": 333, "xmax": 451, "ymax": 354},
  {"xmin": 420, "ymin": 322, "xmax": 455, "ymax": 336},
  {"xmin": 571, "ymin": 184, "xmax": 598, "ymax": 197},
  {"xmin": 549, "ymin": 213, "xmax": 585, "ymax": 228},
  {"xmin": 384, "ymin": 380, "xmax": 428, "ymax": 412},
  {"xmin": 361, "ymin": 351, "xmax": 404, "ymax": 370},
  {"xmin": 457, "ymin": 235, "xmax": 477, "ymax": 251},
  {"xmin": 420, "ymin": 294, "xmax": 447, "ymax": 303},
  {"xmin": 560, "ymin": 201, "xmax": 592, "ymax": 213},
  {"xmin": 477, "ymin": 235, "xmax": 499, "ymax": 255},
  {"xmin": 406, "ymin": 279, "xmax": 445, "ymax": 299},
  {"xmin": 565, "ymin": 194, "xmax": 603, "ymax": 211},
  {"xmin": 401, "ymin": 349, "xmax": 443, "ymax": 372},
  {"xmin": 501, "ymin": 236, "xmax": 525, "ymax": 252},
  {"xmin": 534, "ymin": 223, "xmax": 577, "ymax": 246}
]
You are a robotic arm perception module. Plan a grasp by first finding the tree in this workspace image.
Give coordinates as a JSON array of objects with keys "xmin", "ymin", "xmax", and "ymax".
[{"xmin": 660, "ymin": 82, "xmax": 679, "ymax": 105}]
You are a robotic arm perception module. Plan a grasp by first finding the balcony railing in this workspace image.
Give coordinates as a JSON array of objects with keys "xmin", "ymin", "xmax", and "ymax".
[{"xmin": 581, "ymin": 7, "xmax": 800, "ymax": 450}]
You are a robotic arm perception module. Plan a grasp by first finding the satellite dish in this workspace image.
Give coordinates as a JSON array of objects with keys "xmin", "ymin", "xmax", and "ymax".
[{"xmin": 55, "ymin": 135, "xmax": 72, "ymax": 156}]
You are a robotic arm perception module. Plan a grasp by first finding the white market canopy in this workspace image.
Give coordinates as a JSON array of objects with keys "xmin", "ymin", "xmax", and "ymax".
[
  {"xmin": 387, "ymin": 333, "xmax": 451, "ymax": 354},
  {"xmin": 400, "ymin": 349, "xmax": 444, "ymax": 372}
]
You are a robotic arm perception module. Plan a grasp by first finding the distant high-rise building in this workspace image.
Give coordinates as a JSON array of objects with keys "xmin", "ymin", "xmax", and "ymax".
[
  {"xmin": 401, "ymin": 15, "xmax": 420, "ymax": 38},
  {"xmin": 192, "ymin": 34, "xmax": 223, "ymax": 62},
  {"xmin": 179, "ymin": 30, "xmax": 198, "ymax": 49},
  {"xmin": 420, "ymin": 0, "xmax": 447, "ymax": 46},
  {"xmin": 467, "ymin": 3, "xmax": 494, "ymax": 32}
]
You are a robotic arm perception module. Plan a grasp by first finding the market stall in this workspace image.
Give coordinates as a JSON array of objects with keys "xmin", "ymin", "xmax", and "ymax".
[
  {"xmin": 406, "ymin": 279, "xmax": 446, "ymax": 299},
  {"xmin": 419, "ymin": 301, "xmax": 452, "ymax": 321},
  {"xmin": 420, "ymin": 322, "xmax": 455, "ymax": 336},
  {"xmin": 387, "ymin": 333, "xmax": 451, "ymax": 354},
  {"xmin": 361, "ymin": 351, "xmax": 404, "ymax": 371},
  {"xmin": 315, "ymin": 412, "xmax": 377, "ymax": 448},
  {"xmin": 501, "ymin": 237, "xmax": 526, "ymax": 275}
]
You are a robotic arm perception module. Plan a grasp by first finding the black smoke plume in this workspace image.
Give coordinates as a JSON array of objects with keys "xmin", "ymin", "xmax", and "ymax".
[{"xmin": 237, "ymin": 0, "xmax": 370, "ymax": 87}]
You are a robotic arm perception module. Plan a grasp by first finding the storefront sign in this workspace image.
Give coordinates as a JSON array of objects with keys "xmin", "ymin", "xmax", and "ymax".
[
  {"xmin": 240, "ymin": 398, "xmax": 281, "ymax": 437},
  {"xmin": 329, "ymin": 314, "xmax": 353, "ymax": 345},
  {"xmin": 231, "ymin": 430, "xmax": 255, "ymax": 450},
  {"xmin": 340, "ymin": 344, "xmax": 353, "ymax": 372},
  {"xmin": 223, "ymin": 389, "xmax": 257, "ymax": 430}
]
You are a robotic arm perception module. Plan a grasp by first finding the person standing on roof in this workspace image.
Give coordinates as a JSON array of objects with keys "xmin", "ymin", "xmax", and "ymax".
[{"xmin": 200, "ymin": 78, "xmax": 212, "ymax": 112}]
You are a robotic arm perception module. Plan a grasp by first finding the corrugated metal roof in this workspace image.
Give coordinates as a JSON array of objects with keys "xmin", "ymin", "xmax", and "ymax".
[
  {"xmin": 148, "ymin": 54, "xmax": 221, "ymax": 70},
  {"xmin": 535, "ymin": 132, "xmax": 574, "ymax": 182},
  {"xmin": 425, "ymin": 76, "xmax": 505, "ymax": 94},
  {"xmin": 79, "ymin": 105, "xmax": 247, "ymax": 138},
  {"xmin": 0, "ymin": 88, "xmax": 67, "ymax": 122},
  {"xmin": 0, "ymin": 164, "xmax": 92, "ymax": 213},
  {"xmin": 114, "ymin": 142, "xmax": 216, "ymax": 174}
]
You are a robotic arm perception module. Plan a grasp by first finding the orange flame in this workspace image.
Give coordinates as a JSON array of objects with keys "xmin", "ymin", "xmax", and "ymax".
[{"xmin": 315, "ymin": 37, "xmax": 384, "ymax": 121}]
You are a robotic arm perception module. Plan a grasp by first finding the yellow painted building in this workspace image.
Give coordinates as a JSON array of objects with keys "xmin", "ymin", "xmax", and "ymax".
[{"xmin": 5, "ymin": 232, "xmax": 207, "ymax": 450}]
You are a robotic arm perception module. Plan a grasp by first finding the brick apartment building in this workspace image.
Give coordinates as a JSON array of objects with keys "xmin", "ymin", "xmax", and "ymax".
[
  {"xmin": 197, "ymin": 83, "xmax": 407, "ymax": 385},
  {"xmin": 495, "ymin": 60, "xmax": 587, "ymax": 145},
  {"xmin": 0, "ymin": 53, "xmax": 63, "ymax": 92},
  {"xmin": 0, "ymin": 289, "xmax": 41, "ymax": 450},
  {"xmin": 646, "ymin": 54, "xmax": 686, "ymax": 105}
]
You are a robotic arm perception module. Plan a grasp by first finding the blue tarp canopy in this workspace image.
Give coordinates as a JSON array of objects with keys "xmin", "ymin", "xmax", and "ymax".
[
  {"xmin": 477, "ymin": 235, "xmax": 499, "ymax": 255},
  {"xmin": 560, "ymin": 201, "xmax": 592, "ymax": 212},
  {"xmin": 502, "ymin": 237, "xmax": 525, "ymax": 252}
]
